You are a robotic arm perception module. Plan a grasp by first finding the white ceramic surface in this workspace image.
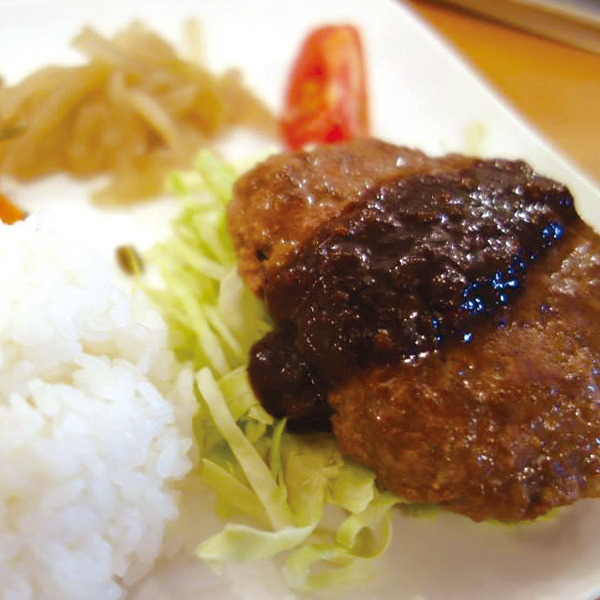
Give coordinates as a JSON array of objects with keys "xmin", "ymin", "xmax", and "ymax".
[{"xmin": 2, "ymin": 1, "xmax": 600, "ymax": 599}]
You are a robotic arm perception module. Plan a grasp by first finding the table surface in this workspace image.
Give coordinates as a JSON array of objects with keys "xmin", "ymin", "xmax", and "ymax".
[{"xmin": 408, "ymin": 1, "xmax": 600, "ymax": 185}]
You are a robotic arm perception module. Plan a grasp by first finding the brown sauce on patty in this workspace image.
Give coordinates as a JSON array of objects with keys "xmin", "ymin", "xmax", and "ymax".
[{"xmin": 249, "ymin": 157, "xmax": 577, "ymax": 432}]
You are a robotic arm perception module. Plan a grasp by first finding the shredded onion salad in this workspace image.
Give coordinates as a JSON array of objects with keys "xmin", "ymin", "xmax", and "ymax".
[
  {"xmin": 0, "ymin": 23, "xmax": 275, "ymax": 203},
  {"xmin": 146, "ymin": 151, "xmax": 436, "ymax": 591}
]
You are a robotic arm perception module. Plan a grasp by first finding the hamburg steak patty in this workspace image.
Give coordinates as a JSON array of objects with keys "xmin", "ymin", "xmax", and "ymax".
[{"xmin": 230, "ymin": 138, "xmax": 600, "ymax": 521}]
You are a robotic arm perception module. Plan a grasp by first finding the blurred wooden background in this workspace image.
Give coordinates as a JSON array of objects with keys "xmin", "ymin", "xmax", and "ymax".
[{"xmin": 408, "ymin": 1, "xmax": 600, "ymax": 184}]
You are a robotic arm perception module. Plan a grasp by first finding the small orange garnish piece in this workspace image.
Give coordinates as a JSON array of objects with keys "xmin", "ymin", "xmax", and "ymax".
[{"xmin": 0, "ymin": 192, "xmax": 25, "ymax": 224}]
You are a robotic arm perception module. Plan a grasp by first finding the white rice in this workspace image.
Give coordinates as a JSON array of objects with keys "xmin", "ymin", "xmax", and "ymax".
[{"xmin": 0, "ymin": 215, "xmax": 195, "ymax": 600}]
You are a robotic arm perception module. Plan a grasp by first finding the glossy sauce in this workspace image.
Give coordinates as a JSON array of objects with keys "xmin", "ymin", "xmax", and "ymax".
[{"xmin": 248, "ymin": 158, "xmax": 576, "ymax": 429}]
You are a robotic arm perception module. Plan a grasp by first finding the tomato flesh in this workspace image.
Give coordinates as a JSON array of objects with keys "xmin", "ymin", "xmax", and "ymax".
[{"xmin": 281, "ymin": 25, "xmax": 369, "ymax": 150}]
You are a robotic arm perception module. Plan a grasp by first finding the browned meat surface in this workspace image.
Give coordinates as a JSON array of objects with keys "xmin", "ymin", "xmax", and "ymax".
[
  {"xmin": 230, "ymin": 137, "xmax": 600, "ymax": 521},
  {"xmin": 228, "ymin": 138, "xmax": 470, "ymax": 297},
  {"xmin": 330, "ymin": 220, "xmax": 600, "ymax": 522}
]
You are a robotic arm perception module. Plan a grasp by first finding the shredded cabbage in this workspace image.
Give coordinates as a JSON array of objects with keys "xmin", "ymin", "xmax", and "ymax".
[{"xmin": 147, "ymin": 149, "xmax": 422, "ymax": 591}]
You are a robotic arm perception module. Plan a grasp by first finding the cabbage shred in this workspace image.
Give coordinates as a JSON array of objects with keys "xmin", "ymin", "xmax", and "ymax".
[{"xmin": 148, "ymin": 150, "xmax": 410, "ymax": 591}]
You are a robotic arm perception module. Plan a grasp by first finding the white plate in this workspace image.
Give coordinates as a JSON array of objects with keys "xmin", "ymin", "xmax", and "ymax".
[{"xmin": 2, "ymin": 1, "xmax": 600, "ymax": 599}]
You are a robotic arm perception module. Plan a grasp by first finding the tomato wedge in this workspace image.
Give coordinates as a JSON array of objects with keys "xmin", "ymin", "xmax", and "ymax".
[
  {"xmin": 0, "ymin": 192, "xmax": 24, "ymax": 225},
  {"xmin": 281, "ymin": 25, "xmax": 369, "ymax": 150}
]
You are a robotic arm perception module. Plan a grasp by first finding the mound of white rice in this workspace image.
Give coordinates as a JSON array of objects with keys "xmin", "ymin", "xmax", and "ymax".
[{"xmin": 0, "ymin": 216, "xmax": 195, "ymax": 600}]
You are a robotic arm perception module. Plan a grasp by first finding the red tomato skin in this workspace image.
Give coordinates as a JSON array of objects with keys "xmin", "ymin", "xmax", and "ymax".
[{"xmin": 281, "ymin": 25, "xmax": 369, "ymax": 150}]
